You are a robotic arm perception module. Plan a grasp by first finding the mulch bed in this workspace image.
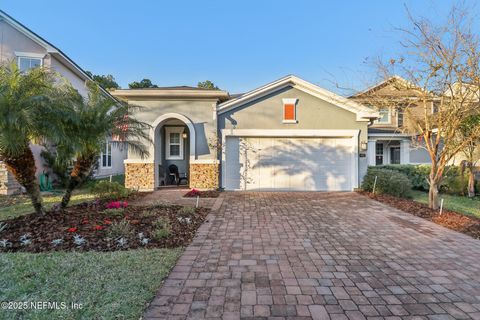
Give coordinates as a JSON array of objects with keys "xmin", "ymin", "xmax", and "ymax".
[
  {"xmin": 359, "ymin": 191, "xmax": 480, "ymax": 239},
  {"xmin": 183, "ymin": 190, "xmax": 221, "ymax": 198},
  {"xmin": 0, "ymin": 200, "xmax": 209, "ymax": 253}
]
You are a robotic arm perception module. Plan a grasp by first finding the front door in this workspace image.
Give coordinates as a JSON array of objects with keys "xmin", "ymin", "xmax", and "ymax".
[{"xmin": 390, "ymin": 147, "xmax": 400, "ymax": 164}]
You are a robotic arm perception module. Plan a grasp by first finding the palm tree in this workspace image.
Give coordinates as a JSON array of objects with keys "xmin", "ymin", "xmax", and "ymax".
[
  {"xmin": 0, "ymin": 63, "xmax": 72, "ymax": 215},
  {"xmin": 60, "ymin": 83, "xmax": 151, "ymax": 208}
]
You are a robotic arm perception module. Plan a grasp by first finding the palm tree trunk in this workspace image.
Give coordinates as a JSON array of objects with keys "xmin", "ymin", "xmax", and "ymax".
[
  {"xmin": 2, "ymin": 148, "xmax": 45, "ymax": 215},
  {"xmin": 60, "ymin": 153, "xmax": 96, "ymax": 209}
]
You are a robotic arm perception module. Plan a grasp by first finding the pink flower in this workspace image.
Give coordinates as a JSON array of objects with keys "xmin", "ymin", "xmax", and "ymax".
[
  {"xmin": 94, "ymin": 225, "xmax": 104, "ymax": 231},
  {"xmin": 122, "ymin": 201, "xmax": 128, "ymax": 208}
]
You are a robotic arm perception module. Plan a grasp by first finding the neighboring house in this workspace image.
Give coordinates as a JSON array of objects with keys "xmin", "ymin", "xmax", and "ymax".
[
  {"xmin": 0, "ymin": 10, "xmax": 126, "ymax": 195},
  {"xmin": 349, "ymin": 76, "xmax": 432, "ymax": 167},
  {"xmin": 112, "ymin": 76, "xmax": 378, "ymax": 191}
]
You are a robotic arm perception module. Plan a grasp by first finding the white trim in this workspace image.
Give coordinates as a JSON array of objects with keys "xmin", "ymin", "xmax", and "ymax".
[
  {"xmin": 221, "ymin": 129, "xmax": 360, "ymax": 137},
  {"xmin": 217, "ymin": 75, "xmax": 378, "ymax": 121},
  {"xmin": 100, "ymin": 140, "xmax": 112, "ymax": 168},
  {"xmin": 14, "ymin": 51, "xmax": 46, "ymax": 59},
  {"xmin": 165, "ymin": 127, "xmax": 185, "ymax": 160},
  {"xmin": 282, "ymin": 98, "xmax": 298, "ymax": 123},
  {"xmin": 368, "ymin": 133, "xmax": 412, "ymax": 138},
  {"xmin": 221, "ymin": 129, "xmax": 360, "ymax": 191}
]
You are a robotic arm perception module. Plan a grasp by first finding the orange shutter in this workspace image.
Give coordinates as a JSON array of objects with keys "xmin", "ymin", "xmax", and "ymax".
[{"xmin": 284, "ymin": 104, "xmax": 295, "ymax": 120}]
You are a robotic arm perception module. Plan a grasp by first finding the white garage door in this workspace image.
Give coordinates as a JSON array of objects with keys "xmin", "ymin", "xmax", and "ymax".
[{"xmin": 224, "ymin": 136, "xmax": 354, "ymax": 191}]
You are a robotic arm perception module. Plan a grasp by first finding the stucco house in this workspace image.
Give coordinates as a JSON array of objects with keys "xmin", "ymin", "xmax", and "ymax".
[
  {"xmin": 112, "ymin": 76, "xmax": 379, "ymax": 191},
  {"xmin": 0, "ymin": 10, "xmax": 126, "ymax": 194},
  {"xmin": 350, "ymin": 76, "xmax": 432, "ymax": 167}
]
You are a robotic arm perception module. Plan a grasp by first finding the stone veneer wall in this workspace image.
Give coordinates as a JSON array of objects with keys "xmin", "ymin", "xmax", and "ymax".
[
  {"xmin": 125, "ymin": 162, "xmax": 155, "ymax": 191},
  {"xmin": 189, "ymin": 163, "xmax": 219, "ymax": 190},
  {"xmin": 0, "ymin": 162, "xmax": 22, "ymax": 195}
]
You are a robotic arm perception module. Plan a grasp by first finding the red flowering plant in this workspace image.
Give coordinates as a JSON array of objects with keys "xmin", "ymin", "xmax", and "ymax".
[
  {"xmin": 81, "ymin": 218, "xmax": 89, "ymax": 225},
  {"xmin": 67, "ymin": 227, "xmax": 77, "ymax": 233},
  {"xmin": 93, "ymin": 225, "xmax": 105, "ymax": 231},
  {"xmin": 103, "ymin": 219, "xmax": 112, "ymax": 225},
  {"xmin": 185, "ymin": 188, "xmax": 201, "ymax": 197},
  {"xmin": 106, "ymin": 201, "xmax": 128, "ymax": 209}
]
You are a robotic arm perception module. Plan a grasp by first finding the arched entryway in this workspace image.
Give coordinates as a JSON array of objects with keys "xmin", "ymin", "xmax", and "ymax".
[{"xmin": 151, "ymin": 113, "xmax": 196, "ymax": 188}]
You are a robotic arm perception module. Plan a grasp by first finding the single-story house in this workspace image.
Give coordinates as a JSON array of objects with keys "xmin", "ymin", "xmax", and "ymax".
[{"xmin": 112, "ymin": 75, "xmax": 379, "ymax": 191}]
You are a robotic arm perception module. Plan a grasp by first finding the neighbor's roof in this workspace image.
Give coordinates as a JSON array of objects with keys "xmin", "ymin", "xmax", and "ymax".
[
  {"xmin": 0, "ymin": 10, "xmax": 115, "ymax": 100},
  {"xmin": 217, "ymin": 75, "xmax": 378, "ymax": 121}
]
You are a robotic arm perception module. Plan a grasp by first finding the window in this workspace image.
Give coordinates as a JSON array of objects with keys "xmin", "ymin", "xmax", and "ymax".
[
  {"xmin": 17, "ymin": 56, "xmax": 42, "ymax": 72},
  {"xmin": 166, "ymin": 127, "xmax": 184, "ymax": 160},
  {"xmin": 101, "ymin": 141, "xmax": 112, "ymax": 168},
  {"xmin": 397, "ymin": 108, "xmax": 404, "ymax": 127},
  {"xmin": 375, "ymin": 143, "xmax": 384, "ymax": 165},
  {"xmin": 376, "ymin": 108, "xmax": 390, "ymax": 124},
  {"xmin": 282, "ymin": 98, "xmax": 298, "ymax": 123}
]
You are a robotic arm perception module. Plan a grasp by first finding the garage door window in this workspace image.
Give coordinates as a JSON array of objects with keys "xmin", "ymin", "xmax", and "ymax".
[{"xmin": 282, "ymin": 98, "xmax": 298, "ymax": 123}]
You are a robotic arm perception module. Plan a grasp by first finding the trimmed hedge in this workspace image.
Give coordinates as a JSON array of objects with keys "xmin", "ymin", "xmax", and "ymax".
[
  {"xmin": 362, "ymin": 167, "xmax": 412, "ymax": 198},
  {"xmin": 374, "ymin": 164, "xmax": 430, "ymax": 191}
]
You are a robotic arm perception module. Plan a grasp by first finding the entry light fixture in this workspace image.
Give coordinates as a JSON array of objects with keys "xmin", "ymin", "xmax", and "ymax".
[
  {"xmin": 182, "ymin": 132, "xmax": 188, "ymax": 139},
  {"xmin": 360, "ymin": 141, "xmax": 368, "ymax": 151}
]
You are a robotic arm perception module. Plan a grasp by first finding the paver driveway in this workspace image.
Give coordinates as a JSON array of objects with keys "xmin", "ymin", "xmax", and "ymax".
[{"xmin": 144, "ymin": 192, "xmax": 480, "ymax": 320}]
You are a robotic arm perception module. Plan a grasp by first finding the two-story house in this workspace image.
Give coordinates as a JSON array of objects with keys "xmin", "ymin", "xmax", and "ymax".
[
  {"xmin": 0, "ymin": 10, "xmax": 126, "ymax": 195},
  {"xmin": 350, "ymin": 76, "xmax": 432, "ymax": 167}
]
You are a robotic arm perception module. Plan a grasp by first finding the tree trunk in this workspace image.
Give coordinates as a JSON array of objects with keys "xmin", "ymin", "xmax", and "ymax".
[
  {"xmin": 2, "ymin": 148, "xmax": 45, "ymax": 215},
  {"xmin": 428, "ymin": 181, "xmax": 440, "ymax": 210},
  {"xmin": 468, "ymin": 165, "xmax": 476, "ymax": 198},
  {"xmin": 60, "ymin": 153, "xmax": 96, "ymax": 209}
]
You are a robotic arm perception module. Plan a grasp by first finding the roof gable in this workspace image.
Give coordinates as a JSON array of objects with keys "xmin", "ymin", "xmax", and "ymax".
[{"xmin": 218, "ymin": 75, "xmax": 378, "ymax": 121}]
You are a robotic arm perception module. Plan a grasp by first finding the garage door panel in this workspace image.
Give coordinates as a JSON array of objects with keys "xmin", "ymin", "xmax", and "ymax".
[{"xmin": 225, "ymin": 136, "xmax": 353, "ymax": 191}]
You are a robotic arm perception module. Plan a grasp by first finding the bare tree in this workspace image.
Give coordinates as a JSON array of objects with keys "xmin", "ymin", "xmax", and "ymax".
[{"xmin": 356, "ymin": 6, "xmax": 480, "ymax": 209}]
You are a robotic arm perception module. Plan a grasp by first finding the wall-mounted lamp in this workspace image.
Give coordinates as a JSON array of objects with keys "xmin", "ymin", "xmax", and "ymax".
[
  {"xmin": 360, "ymin": 141, "xmax": 368, "ymax": 151},
  {"xmin": 182, "ymin": 132, "xmax": 188, "ymax": 139}
]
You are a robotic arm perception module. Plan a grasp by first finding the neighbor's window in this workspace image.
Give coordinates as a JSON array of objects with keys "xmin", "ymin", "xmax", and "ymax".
[
  {"xmin": 17, "ymin": 56, "xmax": 42, "ymax": 72},
  {"xmin": 282, "ymin": 98, "xmax": 298, "ymax": 123},
  {"xmin": 397, "ymin": 108, "xmax": 404, "ymax": 127},
  {"xmin": 101, "ymin": 141, "xmax": 112, "ymax": 168},
  {"xmin": 166, "ymin": 127, "xmax": 184, "ymax": 160},
  {"xmin": 375, "ymin": 143, "xmax": 384, "ymax": 166},
  {"xmin": 376, "ymin": 108, "xmax": 390, "ymax": 124}
]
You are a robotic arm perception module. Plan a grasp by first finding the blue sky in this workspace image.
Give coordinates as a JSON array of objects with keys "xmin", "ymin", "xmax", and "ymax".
[{"xmin": 1, "ymin": 0, "xmax": 478, "ymax": 93}]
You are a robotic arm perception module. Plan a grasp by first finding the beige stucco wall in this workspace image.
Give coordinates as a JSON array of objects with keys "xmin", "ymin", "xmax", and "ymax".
[{"xmin": 218, "ymin": 86, "xmax": 370, "ymax": 183}]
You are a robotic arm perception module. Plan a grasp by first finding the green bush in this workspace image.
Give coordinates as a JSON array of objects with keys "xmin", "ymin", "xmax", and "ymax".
[
  {"xmin": 374, "ymin": 164, "xmax": 430, "ymax": 191},
  {"xmin": 178, "ymin": 206, "xmax": 195, "ymax": 216},
  {"xmin": 90, "ymin": 180, "xmax": 132, "ymax": 200},
  {"xmin": 362, "ymin": 168, "xmax": 412, "ymax": 198}
]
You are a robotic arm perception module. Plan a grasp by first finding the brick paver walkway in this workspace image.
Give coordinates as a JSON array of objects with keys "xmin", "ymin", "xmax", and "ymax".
[{"xmin": 144, "ymin": 192, "xmax": 480, "ymax": 320}]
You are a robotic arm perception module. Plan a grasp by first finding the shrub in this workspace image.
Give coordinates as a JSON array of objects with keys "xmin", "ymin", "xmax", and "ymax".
[
  {"xmin": 152, "ymin": 217, "xmax": 171, "ymax": 240},
  {"xmin": 362, "ymin": 168, "xmax": 412, "ymax": 198},
  {"xmin": 107, "ymin": 220, "xmax": 132, "ymax": 238},
  {"xmin": 441, "ymin": 172, "xmax": 469, "ymax": 196},
  {"xmin": 103, "ymin": 208, "xmax": 125, "ymax": 217},
  {"xmin": 90, "ymin": 181, "xmax": 132, "ymax": 200},
  {"xmin": 374, "ymin": 164, "xmax": 430, "ymax": 191},
  {"xmin": 178, "ymin": 206, "xmax": 195, "ymax": 216},
  {"xmin": 152, "ymin": 227, "xmax": 171, "ymax": 240}
]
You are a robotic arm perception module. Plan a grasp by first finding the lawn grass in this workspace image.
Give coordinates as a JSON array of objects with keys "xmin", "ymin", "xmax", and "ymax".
[
  {"xmin": 411, "ymin": 190, "xmax": 480, "ymax": 219},
  {"xmin": 0, "ymin": 191, "xmax": 96, "ymax": 221},
  {"xmin": 0, "ymin": 248, "xmax": 181, "ymax": 320}
]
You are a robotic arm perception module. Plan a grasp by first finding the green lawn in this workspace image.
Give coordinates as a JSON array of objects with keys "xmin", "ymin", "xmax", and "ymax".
[
  {"xmin": 0, "ymin": 191, "xmax": 96, "ymax": 221},
  {"xmin": 0, "ymin": 248, "xmax": 181, "ymax": 320},
  {"xmin": 411, "ymin": 190, "xmax": 480, "ymax": 219}
]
